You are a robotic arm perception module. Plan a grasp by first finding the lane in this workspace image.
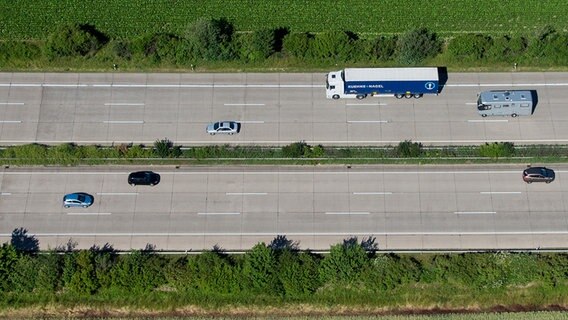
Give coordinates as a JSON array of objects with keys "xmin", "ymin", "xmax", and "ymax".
[
  {"xmin": 0, "ymin": 165, "xmax": 567, "ymax": 250},
  {"xmin": 1, "ymin": 72, "xmax": 568, "ymax": 145}
]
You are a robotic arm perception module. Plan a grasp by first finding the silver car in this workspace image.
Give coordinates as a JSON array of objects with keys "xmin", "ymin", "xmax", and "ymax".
[
  {"xmin": 206, "ymin": 121, "xmax": 240, "ymax": 135},
  {"xmin": 63, "ymin": 192, "xmax": 94, "ymax": 208}
]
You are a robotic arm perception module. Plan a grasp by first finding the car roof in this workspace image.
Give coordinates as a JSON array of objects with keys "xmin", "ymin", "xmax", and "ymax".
[{"xmin": 525, "ymin": 167, "xmax": 549, "ymax": 174}]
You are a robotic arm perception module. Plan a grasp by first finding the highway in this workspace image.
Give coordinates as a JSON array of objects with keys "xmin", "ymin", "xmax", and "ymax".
[
  {"xmin": 1, "ymin": 72, "xmax": 568, "ymax": 146},
  {"xmin": 1, "ymin": 165, "xmax": 567, "ymax": 251}
]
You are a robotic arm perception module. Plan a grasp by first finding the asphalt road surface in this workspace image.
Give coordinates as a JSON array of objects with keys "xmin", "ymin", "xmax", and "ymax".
[
  {"xmin": 1, "ymin": 72, "xmax": 568, "ymax": 146},
  {"xmin": 1, "ymin": 165, "xmax": 566, "ymax": 251}
]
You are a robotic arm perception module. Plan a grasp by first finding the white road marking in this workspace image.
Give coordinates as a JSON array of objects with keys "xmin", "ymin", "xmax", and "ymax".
[
  {"xmin": 67, "ymin": 212, "xmax": 112, "ymax": 215},
  {"xmin": 5, "ymin": 170, "xmax": 564, "ymax": 175},
  {"xmin": 239, "ymin": 120, "xmax": 265, "ymax": 123},
  {"xmin": 103, "ymin": 120, "xmax": 144, "ymax": 124},
  {"xmin": 96, "ymin": 192, "xmax": 138, "ymax": 196},
  {"xmin": 4, "ymin": 139, "xmax": 568, "ymax": 144},
  {"xmin": 0, "ymin": 102, "xmax": 24, "ymax": 105},
  {"xmin": 326, "ymin": 212, "xmax": 370, "ymax": 215},
  {"xmin": 347, "ymin": 120, "xmax": 388, "ymax": 123},
  {"xmin": 198, "ymin": 212, "xmax": 241, "ymax": 215},
  {"xmin": 224, "ymin": 103, "xmax": 265, "ymax": 106},
  {"xmin": 9, "ymin": 230, "xmax": 568, "ymax": 237},
  {"xmin": 480, "ymin": 191, "xmax": 522, "ymax": 194},
  {"xmin": 104, "ymin": 103, "xmax": 145, "ymax": 106},
  {"xmin": 1, "ymin": 82, "xmax": 568, "ymax": 89},
  {"xmin": 454, "ymin": 211, "xmax": 496, "ymax": 215},
  {"xmin": 465, "ymin": 102, "xmax": 477, "ymax": 105},
  {"xmin": 345, "ymin": 103, "xmax": 387, "ymax": 106},
  {"xmin": 0, "ymin": 192, "xmax": 11, "ymax": 195},
  {"xmin": 353, "ymin": 192, "xmax": 392, "ymax": 195},
  {"xmin": 467, "ymin": 119, "xmax": 509, "ymax": 123},
  {"xmin": 226, "ymin": 192, "xmax": 267, "ymax": 195},
  {"xmin": 0, "ymin": 120, "xmax": 22, "ymax": 123}
]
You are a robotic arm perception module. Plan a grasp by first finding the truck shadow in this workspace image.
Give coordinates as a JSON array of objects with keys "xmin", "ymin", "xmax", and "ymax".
[
  {"xmin": 437, "ymin": 67, "xmax": 448, "ymax": 94},
  {"xmin": 531, "ymin": 90, "xmax": 539, "ymax": 115}
]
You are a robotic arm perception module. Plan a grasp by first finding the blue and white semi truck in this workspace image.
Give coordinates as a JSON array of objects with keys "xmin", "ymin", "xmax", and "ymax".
[{"xmin": 326, "ymin": 68, "xmax": 440, "ymax": 99}]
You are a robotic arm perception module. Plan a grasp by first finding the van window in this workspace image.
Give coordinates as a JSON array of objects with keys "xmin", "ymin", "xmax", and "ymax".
[
  {"xmin": 494, "ymin": 104, "xmax": 501, "ymax": 108},
  {"xmin": 521, "ymin": 103, "xmax": 530, "ymax": 107},
  {"xmin": 503, "ymin": 104, "xmax": 509, "ymax": 108},
  {"xmin": 330, "ymin": 85, "xmax": 335, "ymax": 89}
]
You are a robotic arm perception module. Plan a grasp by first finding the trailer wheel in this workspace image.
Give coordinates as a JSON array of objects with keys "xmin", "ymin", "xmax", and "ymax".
[
  {"xmin": 511, "ymin": 113, "xmax": 518, "ymax": 118},
  {"xmin": 395, "ymin": 93, "xmax": 404, "ymax": 99},
  {"xmin": 413, "ymin": 93, "xmax": 423, "ymax": 99},
  {"xmin": 332, "ymin": 94, "xmax": 340, "ymax": 100},
  {"xmin": 356, "ymin": 94, "xmax": 366, "ymax": 100},
  {"xmin": 404, "ymin": 93, "xmax": 413, "ymax": 99}
]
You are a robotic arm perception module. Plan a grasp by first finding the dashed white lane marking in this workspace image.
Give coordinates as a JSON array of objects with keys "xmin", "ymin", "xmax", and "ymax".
[
  {"xmin": 224, "ymin": 103, "xmax": 265, "ymax": 106},
  {"xmin": 102, "ymin": 120, "xmax": 144, "ymax": 124},
  {"xmin": 454, "ymin": 211, "xmax": 496, "ymax": 215},
  {"xmin": 226, "ymin": 192, "xmax": 267, "ymax": 195},
  {"xmin": 104, "ymin": 103, "xmax": 145, "ymax": 106},
  {"xmin": 467, "ymin": 119, "xmax": 509, "ymax": 123},
  {"xmin": 480, "ymin": 192, "xmax": 522, "ymax": 194},
  {"xmin": 346, "ymin": 103, "xmax": 387, "ymax": 106},
  {"xmin": 198, "ymin": 212, "xmax": 241, "ymax": 215},
  {"xmin": 0, "ymin": 102, "xmax": 24, "ymax": 105},
  {"xmin": 353, "ymin": 192, "xmax": 392, "ymax": 195},
  {"xmin": 0, "ymin": 192, "xmax": 11, "ymax": 195},
  {"xmin": 326, "ymin": 212, "xmax": 370, "ymax": 215},
  {"xmin": 0, "ymin": 120, "xmax": 22, "ymax": 123},
  {"xmin": 347, "ymin": 120, "xmax": 389, "ymax": 123},
  {"xmin": 67, "ymin": 212, "xmax": 112, "ymax": 215},
  {"xmin": 96, "ymin": 192, "xmax": 138, "ymax": 196}
]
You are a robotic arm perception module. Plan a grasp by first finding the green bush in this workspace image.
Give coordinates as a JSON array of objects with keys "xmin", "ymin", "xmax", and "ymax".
[
  {"xmin": 282, "ymin": 141, "xmax": 310, "ymax": 157},
  {"xmin": 185, "ymin": 17, "xmax": 235, "ymax": 61},
  {"xmin": 153, "ymin": 138, "xmax": 181, "ymax": 158},
  {"xmin": 396, "ymin": 140, "xmax": 423, "ymax": 157},
  {"xmin": 447, "ymin": 34, "xmax": 493, "ymax": 60},
  {"xmin": 240, "ymin": 28, "xmax": 276, "ymax": 61},
  {"xmin": 486, "ymin": 35, "xmax": 528, "ymax": 62},
  {"xmin": 308, "ymin": 31, "xmax": 354, "ymax": 61},
  {"xmin": 479, "ymin": 142, "xmax": 515, "ymax": 158},
  {"xmin": 282, "ymin": 32, "xmax": 312, "ymax": 59},
  {"xmin": 0, "ymin": 41, "xmax": 41, "ymax": 64},
  {"xmin": 396, "ymin": 27, "xmax": 441, "ymax": 65},
  {"xmin": 367, "ymin": 35, "xmax": 398, "ymax": 61},
  {"xmin": 44, "ymin": 24, "xmax": 108, "ymax": 59}
]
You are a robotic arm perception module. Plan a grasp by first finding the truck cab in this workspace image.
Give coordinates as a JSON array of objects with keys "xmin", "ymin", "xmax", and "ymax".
[{"xmin": 326, "ymin": 71, "xmax": 345, "ymax": 99}]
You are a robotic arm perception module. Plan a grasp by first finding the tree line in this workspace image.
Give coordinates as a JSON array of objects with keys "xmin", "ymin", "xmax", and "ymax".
[
  {"xmin": 1, "ymin": 229, "xmax": 567, "ymax": 306},
  {"xmin": 1, "ymin": 19, "xmax": 567, "ymax": 69}
]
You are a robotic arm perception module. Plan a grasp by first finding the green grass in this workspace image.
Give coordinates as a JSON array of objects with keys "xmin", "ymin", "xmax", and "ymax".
[{"xmin": 1, "ymin": 0, "xmax": 568, "ymax": 40}]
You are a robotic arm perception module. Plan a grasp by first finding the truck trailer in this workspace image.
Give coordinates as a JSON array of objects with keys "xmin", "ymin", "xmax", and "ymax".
[
  {"xmin": 326, "ymin": 68, "xmax": 440, "ymax": 100},
  {"xmin": 477, "ymin": 90, "xmax": 534, "ymax": 117}
]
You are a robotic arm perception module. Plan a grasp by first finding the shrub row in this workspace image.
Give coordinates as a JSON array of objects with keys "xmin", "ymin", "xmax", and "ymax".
[
  {"xmin": 2, "ymin": 21, "xmax": 567, "ymax": 69},
  {"xmin": 0, "ymin": 141, "xmax": 566, "ymax": 165},
  {"xmin": 1, "ymin": 229, "xmax": 567, "ymax": 305}
]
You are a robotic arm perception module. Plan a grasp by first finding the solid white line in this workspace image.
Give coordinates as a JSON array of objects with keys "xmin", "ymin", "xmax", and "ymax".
[
  {"xmin": 353, "ymin": 192, "xmax": 392, "ymax": 195},
  {"xmin": 5, "ymin": 138, "xmax": 568, "ymax": 144},
  {"xmin": 0, "ymin": 120, "xmax": 22, "ymax": 123},
  {"xmin": 96, "ymin": 192, "xmax": 138, "ymax": 196},
  {"xmin": 347, "ymin": 120, "xmax": 388, "ymax": 123},
  {"xmin": 224, "ymin": 103, "xmax": 265, "ymax": 106},
  {"xmin": 3, "ymin": 231, "xmax": 568, "ymax": 237},
  {"xmin": 197, "ymin": 212, "xmax": 241, "ymax": 215},
  {"xmin": 480, "ymin": 192, "xmax": 522, "ymax": 194},
  {"xmin": 3, "ymin": 170, "xmax": 557, "ymax": 175},
  {"xmin": 326, "ymin": 212, "xmax": 370, "ymax": 215},
  {"xmin": 239, "ymin": 120, "xmax": 265, "ymax": 123},
  {"xmin": 103, "ymin": 120, "xmax": 144, "ymax": 124},
  {"xmin": 465, "ymin": 102, "xmax": 477, "ymax": 105},
  {"xmin": 67, "ymin": 212, "xmax": 112, "ymax": 215},
  {"xmin": 447, "ymin": 83, "xmax": 568, "ymax": 87},
  {"xmin": 454, "ymin": 211, "xmax": 496, "ymax": 215},
  {"xmin": 226, "ymin": 192, "xmax": 267, "ymax": 195},
  {"xmin": 467, "ymin": 120, "xmax": 509, "ymax": 123},
  {"xmin": 104, "ymin": 103, "xmax": 145, "ymax": 106},
  {"xmin": 0, "ymin": 192, "xmax": 11, "ymax": 195},
  {"xmin": 0, "ymin": 102, "xmax": 24, "ymax": 105},
  {"xmin": 345, "ymin": 103, "xmax": 387, "ymax": 106}
]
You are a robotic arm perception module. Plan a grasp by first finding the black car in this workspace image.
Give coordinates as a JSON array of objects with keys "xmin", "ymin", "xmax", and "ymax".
[
  {"xmin": 522, "ymin": 166, "xmax": 555, "ymax": 184},
  {"xmin": 128, "ymin": 171, "xmax": 161, "ymax": 186}
]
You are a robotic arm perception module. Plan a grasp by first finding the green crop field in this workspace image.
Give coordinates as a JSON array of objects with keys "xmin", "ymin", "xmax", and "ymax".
[{"xmin": 1, "ymin": 0, "xmax": 567, "ymax": 40}]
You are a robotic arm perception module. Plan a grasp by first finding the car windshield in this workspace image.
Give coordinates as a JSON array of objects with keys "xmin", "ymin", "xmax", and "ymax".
[{"xmin": 213, "ymin": 123, "xmax": 220, "ymax": 130}]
